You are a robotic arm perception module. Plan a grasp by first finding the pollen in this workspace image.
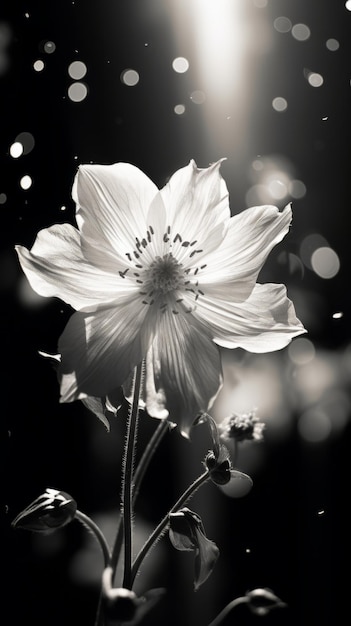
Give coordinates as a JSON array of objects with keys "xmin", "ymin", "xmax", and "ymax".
[{"xmin": 146, "ymin": 254, "xmax": 183, "ymax": 294}]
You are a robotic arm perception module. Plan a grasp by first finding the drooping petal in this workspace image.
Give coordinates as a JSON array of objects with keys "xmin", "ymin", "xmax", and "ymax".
[
  {"xmin": 198, "ymin": 204, "xmax": 292, "ymax": 302},
  {"xmin": 15, "ymin": 224, "xmax": 135, "ymax": 310},
  {"xmin": 73, "ymin": 163, "xmax": 160, "ymax": 270},
  {"xmin": 58, "ymin": 297, "xmax": 155, "ymax": 402},
  {"xmin": 147, "ymin": 308, "xmax": 222, "ymax": 436},
  {"xmin": 187, "ymin": 283, "xmax": 306, "ymax": 353},
  {"xmin": 160, "ymin": 159, "xmax": 230, "ymax": 247}
]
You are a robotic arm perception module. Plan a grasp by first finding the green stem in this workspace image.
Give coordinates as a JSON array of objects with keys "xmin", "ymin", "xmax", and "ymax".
[
  {"xmin": 122, "ymin": 362, "xmax": 143, "ymax": 589},
  {"xmin": 130, "ymin": 469, "xmax": 210, "ymax": 587},
  {"xmin": 207, "ymin": 596, "xmax": 249, "ymax": 626},
  {"xmin": 75, "ymin": 510, "xmax": 111, "ymax": 567}
]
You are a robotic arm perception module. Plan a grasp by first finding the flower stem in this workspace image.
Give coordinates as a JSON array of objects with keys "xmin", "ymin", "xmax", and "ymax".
[
  {"xmin": 130, "ymin": 469, "xmax": 210, "ymax": 587},
  {"xmin": 122, "ymin": 361, "xmax": 143, "ymax": 589},
  {"xmin": 75, "ymin": 510, "xmax": 111, "ymax": 567},
  {"xmin": 207, "ymin": 596, "xmax": 249, "ymax": 625},
  {"xmin": 110, "ymin": 418, "xmax": 170, "ymax": 574}
]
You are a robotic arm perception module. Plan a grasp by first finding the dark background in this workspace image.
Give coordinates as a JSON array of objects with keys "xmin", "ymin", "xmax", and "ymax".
[{"xmin": 1, "ymin": 1, "xmax": 350, "ymax": 625}]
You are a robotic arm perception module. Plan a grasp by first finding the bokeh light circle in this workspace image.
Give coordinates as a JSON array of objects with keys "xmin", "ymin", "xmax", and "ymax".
[
  {"xmin": 291, "ymin": 23, "xmax": 311, "ymax": 41},
  {"xmin": 121, "ymin": 69, "xmax": 139, "ymax": 86},
  {"xmin": 288, "ymin": 338, "xmax": 316, "ymax": 365},
  {"xmin": 10, "ymin": 142, "xmax": 23, "ymax": 158},
  {"xmin": 274, "ymin": 17, "xmax": 292, "ymax": 33},
  {"xmin": 68, "ymin": 61, "xmax": 87, "ymax": 79},
  {"xmin": 20, "ymin": 175, "xmax": 32, "ymax": 190},
  {"xmin": 298, "ymin": 409, "xmax": 332, "ymax": 443},
  {"xmin": 68, "ymin": 82, "xmax": 88, "ymax": 102},
  {"xmin": 326, "ymin": 38, "xmax": 339, "ymax": 51},
  {"xmin": 174, "ymin": 104, "xmax": 185, "ymax": 115},
  {"xmin": 172, "ymin": 57, "xmax": 189, "ymax": 73},
  {"xmin": 289, "ymin": 179, "xmax": 306, "ymax": 199},
  {"xmin": 15, "ymin": 132, "xmax": 35, "ymax": 155},
  {"xmin": 43, "ymin": 40, "xmax": 56, "ymax": 54},
  {"xmin": 190, "ymin": 90, "xmax": 205, "ymax": 104},
  {"xmin": 272, "ymin": 96, "xmax": 288, "ymax": 112},
  {"xmin": 311, "ymin": 246, "xmax": 340, "ymax": 279},
  {"xmin": 33, "ymin": 59, "xmax": 44, "ymax": 72},
  {"xmin": 345, "ymin": 0, "xmax": 351, "ymax": 10},
  {"xmin": 308, "ymin": 72, "xmax": 324, "ymax": 87},
  {"xmin": 300, "ymin": 233, "xmax": 329, "ymax": 269},
  {"xmin": 0, "ymin": 193, "xmax": 7, "ymax": 204}
]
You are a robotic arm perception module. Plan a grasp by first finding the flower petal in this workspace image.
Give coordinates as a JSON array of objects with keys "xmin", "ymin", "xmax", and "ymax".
[
  {"xmin": 15, "ymin": 224, "xmax": 134, "ymax": 310},
  {"xmin": 160, "ymin": 159, "xmax": 230, "ymax": 245},
  {"xmin": 199, "ymin": 204, "xmax": 292, "ymax": 302},
  {"xmin": 58, "ymin": 297, "xmax": 155, "ymax": 402},
  {"xmin": 188, "ymin": 283, "xmax": 306, "ymax": 353},
  {"xmin": 73, "ymin": 163, "xmax": 160, "ymax": 269},
  {"xmin": 147, "ymin": 308, "xmax": 222, "ymax": 436}
]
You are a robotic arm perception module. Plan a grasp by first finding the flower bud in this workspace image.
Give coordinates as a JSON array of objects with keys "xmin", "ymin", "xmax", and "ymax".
[
  {"xmin": 246, "ymin": 587, "xmax": 287, "ymax": 615},
  {"xmin": 205, "ymin": 449, "xmax": 232, "ymax": 485},
  {"xmin": 11, "ymin": 488, "xmax": 77, "ymax": 534}
]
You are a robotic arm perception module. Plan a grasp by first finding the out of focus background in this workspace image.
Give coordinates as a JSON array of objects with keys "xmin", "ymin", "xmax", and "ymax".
[{"xmin": 2, "ymin": 1, "xmax": 350, "ymax": 625}]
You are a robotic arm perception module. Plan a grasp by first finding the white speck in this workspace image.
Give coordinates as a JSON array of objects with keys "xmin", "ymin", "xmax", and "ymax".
[
  {"xmin": 174, "ymin": 104, "xmax": 185, "ymax": 115},
  {"xmin": 10, "ymin": 141, "xmax": 24, "ymax": 158},
  {"xmin": 332, "ymin": 311, "xmax": 343, "ymax": 319},
  {"xmin": 20, "ymin": 175, "xmax": 32, "ymax": 190},
  {"xmin": 317, "ymin": 509, "xmax": 325, "ymax": 516},
  {"xmin": 246, "ymin": 548, "xmax": 251, "ymax": 553},
  {"xmin": 60, "ymin": 205, "xmax": 66, "ymax": 211},
  {"xmin": 322, "ymin": 116, "xmax": 328, "ymax": 121}
]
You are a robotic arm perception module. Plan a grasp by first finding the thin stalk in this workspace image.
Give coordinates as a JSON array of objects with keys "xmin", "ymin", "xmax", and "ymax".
[
  {"xmin": 207, "ymin": 596, "xmax": 249, "ymax": 626},
  {"xmin": 122, "ymin": 361, "xmax": 143, "ymax": 589},
  {"xmin": 130, "ymin": 469, "xmax": 210, "ymax": 586},
  {"xmin": 75, "ymin": 510, "xmax": 111, "ymax": 567}
]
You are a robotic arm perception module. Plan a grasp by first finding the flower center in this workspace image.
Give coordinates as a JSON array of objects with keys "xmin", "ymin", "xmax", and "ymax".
[{"xmin": 146, "ymin": 254, "xmax": 182, "ymax": 294}]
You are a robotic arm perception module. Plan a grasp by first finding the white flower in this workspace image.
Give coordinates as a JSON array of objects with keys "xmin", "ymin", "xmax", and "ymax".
[{"xmin": 16, "ymin": 159, "xmax": 305, "ymax": 435}]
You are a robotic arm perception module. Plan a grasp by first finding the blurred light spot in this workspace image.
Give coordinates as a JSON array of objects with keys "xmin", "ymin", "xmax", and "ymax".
[
  {"xmin": 274, "ymin": 17, "xmax": 292, "ymax": 33},
  {"xmin": 33, "ymin": 59, "xmax": 44, "ymax": 71},
  {"xmin": 253, "ymin": 0, "xmax": 267, "ymax": 7},
  {"xmin": 288, "ymin": 338, "xmax": 315, "ymax": 365},
  {"xmin": 68, "ymin": 82, "xmax": 88, "ymax": 102},
  {"xmin": 245, "ymin": 184, "xmax": 271, "ymax": 207},
  {"xmin": 10, "ymin": 141, "xmax": 23, "ymax": 158},
  {"xmin": 121, "ymin": 69, "xmax": 139, "ymax": 86},
  {"xmin": 19, "ymin": 175, "xmax": 32, "ymax": 190},
  {"xmin": 0, "ymin": 193, "xmax": 6, "ymax": 204},
  {"xmin": 174, "ymin": 104, "xmax": 185, "ymax": 115},
  {"xmin": 332, "ymin": 311, "xmax": 343, "ymax": 319},
  {"xmin": 15, "ymin": 132, "xmax": 35, "ymax": 155},
  {"xmin": 24, "ymin": 12, "xmax": 30, "ymax": 18},
  {"xmin": 293, "ymin": 353, "xmax": 337, "ymax": 404},
  {"xmin": 307, "ymin": 72, "xmax": 324, "ymax": 87},
  {"xmin": 322, "ymin": 116, "xmax": 328, "ymax": 121},
  {"xmin": 300, "ymin": 233, "xmax": 329, "ymax": 269},
  {"xmin": 311, "ymin": 246, "xmax": 340, "ymax": 279},
  {"xmin": 190, "ymin": 90, "xmax": 206, "ymax": 104},
  {"xmin": 43, "ymin": 40, "xmax": 56, "ymax": 54},
  {"xmin": 267, "ymin": 178, "xmax": 288, "ymax": 199},
  {"xmin": 60, "ymin": 205, "xmax": 67, "ymax": 211},
  {"xmin": 68, "ymin": 60, "xmax": 87, "ymax": 79},
  {"xmin": 172, "ymin": 56, "xmax": 189, "ymax": 73},
  {"xmin": 345, "ymin": 0, "xmax": 351, "ymax": 10},
  {"xmin": 321, "ymin": 390, "xmax": 350, "ymax": 432},
  {"xmin": 246, "ymin": 548, "xmax": 251, "ymax": 553},
  {"xmin": 326, "ymin": 38, "xmax": 339, "ymax": 51},
  {"xmin": 277, "ymin": 251, "xmax": 304, "ymax": 277},
  {"xmin": 289, "ymin": 179, "xmax": 306, "ymax": 199},
  {"xmin": 317, "ymin": 509, "xmax": 325, "ymax": 515},
  {"xmin": 291, "ymin": 23, "xmax": 311, "ymax": 41},
  {"xmin": 272, "ymin": 96, "xmax": 288, "ymax": 112},
  {"xmin": 252, "ymin": 159, "xmax": 264, "ymax": 171},
  {"xmin": 298, "ymin": 408, "xmax": 332, "ymax": 442}
]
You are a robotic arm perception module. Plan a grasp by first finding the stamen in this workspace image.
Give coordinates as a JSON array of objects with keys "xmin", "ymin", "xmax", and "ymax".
[
  {"xmin": 167, "ymin": 225, "xmax": 171, "ymax": 234},
  {"xmin": 200, "ymin": 264, "xmax": 207, "ymax": 269},
  {"xmin": 172, "ymin": 310, "xmax": 179, "ymax": 314},
  {"xmin": 181, "ymin": 241, "xmax": 190, "ymax": 247},
  {"xmin": 190, "ymin": 240, "xmax": 197, "ymax": 246},
  {"xmin": 133, "ymin": 251, "xmax": 140, "ymax": 259},
  {"xmin": 189, "ymin": 249, "xmax": 203, "ymax": 258},
  {"xmin": 142, "ymin": 238, "xmax": 147, "ymax": 247},
  {"xmin": 126, "ymin": 253, "xmax": 132, "ymax": 261},
  {"xmin": 173, "ymin": 233, "xmax": 182, "ymax": 243},
  {"xmin": 149, "ymin": 225, "xmax": 154, "ymax": 234}
]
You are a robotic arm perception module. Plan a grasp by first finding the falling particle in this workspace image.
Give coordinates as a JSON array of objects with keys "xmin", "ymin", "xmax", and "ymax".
[
  {"xmin": 20, "ymin": 175, "xmax": 32, "ymax": 190},
  {"xmin": 24, "ymin": 13, "xmax": 30, "ymax": 18},
  {"xmin": 121, "ymin": 69, "xmax": 139, "ymax": 86},
  {"xmin": 291, "ymin": 23, "xmax": 311, "ymax": 41},
  {"xmin": 322, "ymin": 116, "xmax": 328, "ymax": 121},
  {"xmin": 174, "ymin": 104, "xmax": 185, "ymax": 115},
  {"xmin": 43, "ymin": 40, "xmax": 56, "ymax": 54},
  {"xmin": 8, "ymin": 430, "xmax": 11, "ymax": 437},
  {"xmin": 5, "ymin": 504, "xmax": 9, "ymax": 514},
  {"xmin": 68, "ymin": 82, "xmax": 88, "ymax": 102},
  {"xmin": 172, "ymin": 56, "xmax": 189, "ymax": 73},
  {"xmin": 332, "ymin": 312, "xmax": 343, "ymax": 319},
  {"xmin": 33, "ymin": 59, "xmax": 45, "ymax": 72},
  {"xmin": 0, "ymin": 193, "xmax": 7, "ymax": 204},
  {"xmin": 9, "ymin": 141, "xmax": 24, "ymax": 158},
  {"xmin": 317, "ymin": 509, "xmax": 325, "ymax": 516},
  {"xmin": 245, "ymin": 548, "xmax": 251, "ymax": 553},
  {"xmin": 60, "ymin": 205, "xmax": 66, "ymax": 211},
  {"xmin": 253, "ymin": 0, "xmax": 268, "ymax": 7},
  {"xmin": 272, "ymin": 96, "xmax": 287, "ymax": 112},
  {"xmin": 307, "ymin": 72, "xmax": 324, "ymax": 88},
  {"xmin": 326, "ymin": 38, "xmax": 339, "ymax": 51},
  {"xmin": 190, "ymin": 90, "xmax": 206, "ymax": 104},
  {"xmin": 68, "ymin": 60, "xmax": 87, "ymax": 80},
  {"xmin": 144, "ymin": 43, "xmax": 149, "ymax": 47},
  {"xmin": 74, "ymin": 155, "xmax": 78, "ymax": 160}
]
